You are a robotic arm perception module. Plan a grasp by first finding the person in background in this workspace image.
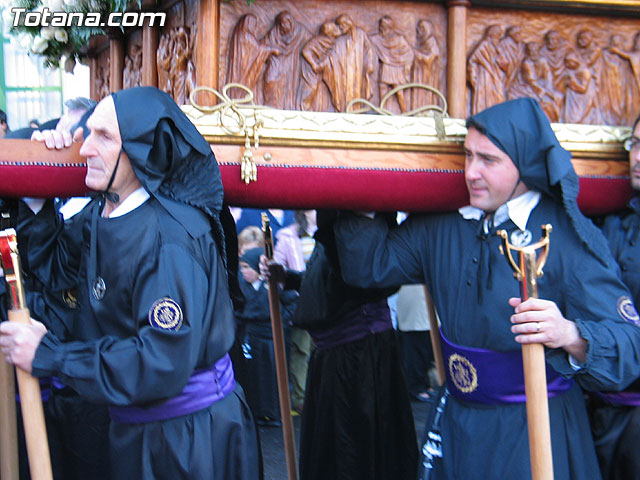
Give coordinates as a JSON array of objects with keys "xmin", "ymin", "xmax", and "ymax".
[
  {"xmin": 590, "ymin": 113, "xmax": 640, "ymax": 480},
  {"xmin": 235, "ymin": 246, "xmax": 297, "ymax": 426},
  {"xmin": 273, "ymin": 210, "xmax": 317, "ymax": 414},
  {"xmin": 396, "ymin": 283, "xmax": 436, "ymax": 402},
  {"xmin": 263, "ymin": 211, "xmax": 418, "ymax": 480},
  {"xmin": 0, "ymin": 109, "xmax": 10, "ymax": 137}
]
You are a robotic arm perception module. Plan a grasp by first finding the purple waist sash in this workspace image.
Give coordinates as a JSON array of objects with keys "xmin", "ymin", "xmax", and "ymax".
[
  {"xmin": 440, "ymin": 330, "xmax": 573, "ymax": 405},
  {"xmin": 591, "ymin": 391, "xmax": 640, "ymax": 407},
  {"xmin": 109, "ymin": 353, "xmax": 235, "ymax": 424},
  {"xmin": 310, "ymin": 299, "xmax": 393, "ymax": 349}
]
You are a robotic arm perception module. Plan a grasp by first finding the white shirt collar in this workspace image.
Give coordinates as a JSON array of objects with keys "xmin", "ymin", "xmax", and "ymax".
[
  {"xmin": 107, "ymin": 188, "xmax": 150, "ymax": 218},
  {"xmin": 458, "ymin": 190, "xmax": 541, "ymax": 232}
]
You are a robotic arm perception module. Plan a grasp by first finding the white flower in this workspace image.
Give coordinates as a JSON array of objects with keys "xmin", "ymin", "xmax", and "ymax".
[
  {"xmin": 40, "ymin": 26, "xmax": 56, "ymax": 40},
  {"xmin": 49, "ymin": 0, "xmax": 64, "ymax": 11},
  {"xmin": 31, "ymin": 35, "xmax": 49, "ymax": 54},
  {"xmin": 54, "ymin": 28, "xmax": 68, "ymax": 43}
]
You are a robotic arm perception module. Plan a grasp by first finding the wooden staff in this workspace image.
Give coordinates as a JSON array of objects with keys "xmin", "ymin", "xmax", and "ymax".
[
  {"xmin": 498, "ymin": 225, "xmax": 554, "ymax": 480},
  {"xmin": 261, "ymin": 214, "xmax": 298, "ymax": 480},
  {"xmin": 422, "ymin": 285, "xmax": 445, "ymax": 385},
  {"xmin": 0, "ymin": 353, "xmax": 19, "ymax": 480},
  {"xmin": 0, "ymin": 229, "xmax": 53, "ymax": 480}
]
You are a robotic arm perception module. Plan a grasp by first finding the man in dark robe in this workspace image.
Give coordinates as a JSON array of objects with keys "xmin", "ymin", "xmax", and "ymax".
[
  {"xmin": 334, "ymin": 98, "xmax": 640, "ymax": 479},
  {"xmin": 0, "ymin": 87, "xmax": 259, "ymax": 479},
  {"xmin": 591, "ymin": 114, "xmax": 640, "ymax": 480}
]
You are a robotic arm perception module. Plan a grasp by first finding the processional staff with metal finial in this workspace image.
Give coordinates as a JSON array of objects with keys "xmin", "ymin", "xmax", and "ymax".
[
  {"xmin": 0, "ymin": 229, "xmax": 53, "ymax": 480},
  {"xmin": 497, "ymin": 224, "xmax": 554, "ymax": 480}
]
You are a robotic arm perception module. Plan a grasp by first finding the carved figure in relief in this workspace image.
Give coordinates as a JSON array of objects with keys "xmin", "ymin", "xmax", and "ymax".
[
  {"xmin": 499, "ymin": 26, "xmax": 525, "ymax": 91},
  {"xmin": 157, "ymin": 32, "xmax": 173, "ymax": 95},
  {"xmin": 601, "ymin": 35, "xmax": 636, "ymax": 125},
  {"xmin": 508, "ymin": 42, "xmax": 559, "ymax": 121},
  {"xmin": 467, "ymin": 25, "xmax": 508, "ymax": 113},
  {"xmin": 263, "ymin": 11, "xmax": 310, "ymax": 110},
  {"xmin": 170, "ymin": 27, "xmax": 193, "ymax": 105},
  {"xmin": 370, "ymin": 15, "xmax": 414, "ymax": 113},
  {"xmin": 541, "ymin": 30, "xmax": 571, "ymax": 117},
  {"xmin": 300, "ymin": 22, "xmax": 342, "ymax": 111},
  {"xmin": 226, "ymin": 14, "xmax": 278, "ymax": 103},
  {"xmin": 123, "ymin": 44, "xmax": 142, "ymax": 89},
  {"xmin": 186, "ymin": 23, "xmax": 197, "ymax": 103},
  {"xmin": 321, "ymin": 14, "xmax": 377, "ymax": 112},
  {"xmin": 606, "ymin": 32, "xmax": 640, "ymax": 124},
  {"xmin": 411, "ymin": 19, "xmax": 441, "ymax": 112},
  {"xmin": 564, "ymin": 53, "xmax": 602, "ymax": 124},
  {"xmin": 96, "ymin": 60, "xmax": 110, "ymax": 100}
]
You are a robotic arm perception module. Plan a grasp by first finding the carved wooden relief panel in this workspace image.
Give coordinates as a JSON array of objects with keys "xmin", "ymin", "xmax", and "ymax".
[
  {"xmin": 220, "ymin": 0, "xmax": 447, "ymax": 115},
  {"xmin": 467, "ymin": 8, "xmax": 640, "ymax": 126},
  {"xmin": 95, "ymin": 49, "xmax": 111, "ymax": 101},
  {"xmin": 155, "ymin": 0, "xmax": 198, "ymax": 105},
  {"xmin": 123, "ymin": 30, "xmax": 143, "ymax": 89}
]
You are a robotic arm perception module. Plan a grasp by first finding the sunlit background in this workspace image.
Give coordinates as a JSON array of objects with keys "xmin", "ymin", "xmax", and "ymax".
[{"xmin": 0, "ymin": 8, "xmax": 90, "ymax": 131}]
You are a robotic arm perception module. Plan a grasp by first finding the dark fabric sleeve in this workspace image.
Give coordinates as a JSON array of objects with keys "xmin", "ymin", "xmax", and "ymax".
[
  {"xmin": 546, "ymin": 244, "xmax": 640, "ymax": 392},
  {"xmin": 31, "ymin": 240, "xmax": 227, "ymax": 406},
  {"xmin": 334, "ymin": 212, "xmax": 427, "ymax": 289}
]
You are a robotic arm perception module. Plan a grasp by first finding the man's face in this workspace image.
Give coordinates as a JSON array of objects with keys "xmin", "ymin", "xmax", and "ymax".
[
  {"xmin": 79, "ymin": 96, "xmax": 136, "ymax": 194},
  {"xmin": 464, "ymin": 127, "xmax": 528, "ymax": 212},
  {"xmin": 629, "ymin": 122, "xmax": 640, "ymax": 191},
  {"xmin": 0, "ymin": 121, "xmax": 7, "ymax": 136}
]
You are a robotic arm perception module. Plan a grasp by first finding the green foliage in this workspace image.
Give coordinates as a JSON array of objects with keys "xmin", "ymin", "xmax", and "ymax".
[{"xmin": 6, "ymin": 0, "xmax": 140, "ymax": 71}]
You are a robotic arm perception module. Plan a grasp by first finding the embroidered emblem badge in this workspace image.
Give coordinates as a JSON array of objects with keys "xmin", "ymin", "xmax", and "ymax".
[
  {"xmin": 62, "ymin": 288, "xmax": 78, "ymax": 309},
  {"xmin": 148, "ymin": 297, "xmax": 183, "ymax": 331},
  {"xmin": 510, "ymin": 229, "xmax": 532, "ymax": 247},
  {"xmin": 617, "ymin": 296, "xmax": 640, "ymax": 326},
  {"xmin": 448, "ymin": 353, "xmax": 478, "ymax": 393},
  {"xmin": 92, "ymin": 277, "xmax": 106, "ymax": 301}
]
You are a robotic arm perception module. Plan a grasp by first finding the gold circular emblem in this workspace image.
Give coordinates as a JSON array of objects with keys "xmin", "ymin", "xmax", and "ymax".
[
  {"xmin": 148, "ymin": 297, "xmax": 183, "ymax": 331},
  {"xmin": 448, "ymin": 353, "xmax": 478, "ymax": 393}
]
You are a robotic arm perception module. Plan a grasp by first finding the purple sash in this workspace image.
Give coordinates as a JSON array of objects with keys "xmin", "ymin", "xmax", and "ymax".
[
  {"xmin": 109, "ymin": 353, "xmax": 235, "ymax": 424},
  {"xmin": 591, "ymin": 391, "xmax": 640, "ymax": 407},
  {"xmin": 310, "ymin": 299, "xmax": 392, "ymax": 349},
  {"xmin": 440, "ymin": 331, "xmax": 573, "ymax": 405}
]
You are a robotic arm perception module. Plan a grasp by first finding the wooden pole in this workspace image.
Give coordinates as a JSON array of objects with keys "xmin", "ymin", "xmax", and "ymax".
[
  {"xmin": 0, "ymin": 353, "xmax": 19, "ymax": 480},
  {"xmin": 422, "ymin": 285, "xmax": 445, "ymax": 385},
  {"xmin": 518, "ymin": 250, "xmax": 554, "ymax": 480},
  {"xmin": 446, "ymin": 0, "xmax": 470, "ymax": 118},
  {"xmin": 498, "ymin": 227, "xmax": 554, "ymax": 480},
  {"xmin": 262, "ymin": 214, "xmax": 298, "ymax": 480},
  {"xmin": 9, "ymin": 309, "xmax": 53, "ymax": 480}
]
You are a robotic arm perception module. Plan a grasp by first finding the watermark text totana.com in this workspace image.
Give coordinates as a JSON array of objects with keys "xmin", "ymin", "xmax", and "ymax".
[{"xmin": 11, "ymin": 6, "xmax": 166, "ymax": 28}]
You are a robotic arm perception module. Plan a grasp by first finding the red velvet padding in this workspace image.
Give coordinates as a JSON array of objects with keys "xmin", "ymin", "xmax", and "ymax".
[
  {"xmin": 0, "ymin": 162, "xmax": 632, "ymax": 215},
  {"xmin": 0, "ymin": 163, "xmax": 89, "ymax": 198}
]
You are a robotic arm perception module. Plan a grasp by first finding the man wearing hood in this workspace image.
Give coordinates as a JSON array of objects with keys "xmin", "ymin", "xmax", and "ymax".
[
  {"xmin": 0, "ymin": 87, "xmax": 259, "ymax": 479},
  {"xmin": 589, "ymin": 114, "xmax": 640, "ymax": 480},
  {"xmin": 334, "ymin": 98, "xmax": 640, "ymax": 479}
]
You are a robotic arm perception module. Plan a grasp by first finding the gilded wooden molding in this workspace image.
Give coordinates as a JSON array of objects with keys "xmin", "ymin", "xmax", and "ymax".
[{"xmin": 182, "ymin": 105, "xmax": 630, "ymax": 158}]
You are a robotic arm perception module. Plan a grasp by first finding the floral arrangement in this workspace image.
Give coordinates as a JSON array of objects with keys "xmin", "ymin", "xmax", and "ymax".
[{"xmin": 3, "ymin": 0, "xmax": 134, "ymax": 71}]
